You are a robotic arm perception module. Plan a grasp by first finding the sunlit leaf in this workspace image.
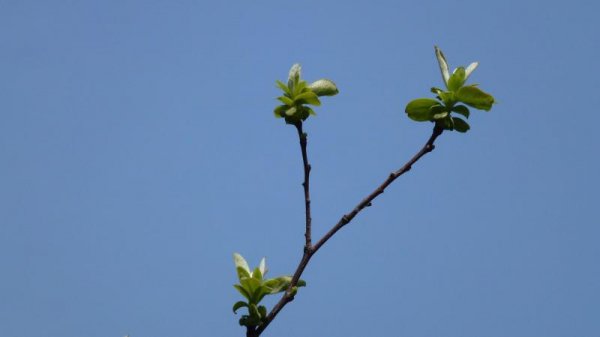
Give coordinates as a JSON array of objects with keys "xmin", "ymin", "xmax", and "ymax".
[
  {"xmin": 233, "ymin": 253, "xmax": 251, "ymax": 276},
  {"xmin": 275, "ymin": 80, "xmax": 291, "ymax": 95},
  {"xmin": 277, "ymin": 96, "xmax": 294, "ymax": 106},
  {"xmin": 259, "ymin": 258, "xmax": 267, "ymax": 277},
  {"xmin": 252, "ymin": 267, "xmax": 262, "ymax": 281},
  {"xmin": 294, "ymin": 91, "xmax": 321, "ymax": 106},
  {"xmin": 464, "ymin": 62, "xmax": 479, "ymax": 80},
  {"xmin": 234, "ymin": 284, "xmax": 251, "ymax": 301},
  {"xmin": 405, "ymin": 98, "xmax": 441, "ymax": 122},
  {"xmin": 456, "ymin": 85, "xmax": 495, "ymax": 111},
  {"xmin": 435, "ymin": 46, "xmax": 450, "ymax": 86},
  {"xmin": 447, "ymin": 67, "xmax": 466, "ymax": 91}
]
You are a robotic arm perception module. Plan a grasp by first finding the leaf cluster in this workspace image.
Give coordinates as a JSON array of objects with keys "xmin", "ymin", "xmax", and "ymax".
[
  {"xmin": 274, "ymin": 64, "xmax": 339, "ymax": 124},
  {"xmin": 405, "ymin": 46, "xmax": 496, "ymax": 132},
  {"xmin": 232, "ymin": 253, "xmax": 306, "ymax": 328}
]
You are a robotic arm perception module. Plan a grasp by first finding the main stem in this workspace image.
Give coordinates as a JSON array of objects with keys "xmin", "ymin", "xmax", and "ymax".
[{"xmin": 253, "ymin": 124, "xmax": 444, "ymax": 336}]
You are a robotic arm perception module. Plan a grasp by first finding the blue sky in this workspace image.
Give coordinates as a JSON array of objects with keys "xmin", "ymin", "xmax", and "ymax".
[{"xmin": 1, "ymin": 1, "xmax": 599, "ymax": 336}]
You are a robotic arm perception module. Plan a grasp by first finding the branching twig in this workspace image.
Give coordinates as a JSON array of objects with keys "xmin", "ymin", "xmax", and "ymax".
[{"xmin": 254, "ymin": 124, "xmax": 444, "ymax": 336}]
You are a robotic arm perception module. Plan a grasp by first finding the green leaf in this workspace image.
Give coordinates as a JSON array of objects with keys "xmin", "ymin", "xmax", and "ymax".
[
  {"xmin": 252, "ymin": 267, "xmax": 262, "ymax": 281},
  {"xmin": 292, "ymin": 80, "xmax": 308, "ymax": 97},
  {"xmin": 275, "ymin": 80, "xmax": 291, "ymax": 96},
  {"xmin": 240, "ymin": 276, "xmax": 261, "ymax": 298},
  {"xmin": 251, "ymin": 285, "xmax": 269, "ymax": 304},
  {"xmin": 233, "ymin": 301, "xmax": 248, "ymax": 314},
  {"xmin": 297, "ymin": 279, "xmax": 306, "ymax": 287},
  {"xmin": 309, "ymin": 79, "xmax": 339, "ymax": 96},
  {"xmin": 438, "ymin": 91, "xmax": 455, "ymax": 105},
  {"xmin": 249, "ymin": 303, "xmax": 260, "ymax": 319},
  {"xmin": 234, "ymin": 284, "xmax": 251, "ymax": 301},
  {"xmin": 442, "ymin": 116, "xmax": 454, "ymax": 130},
  {"xmin": 273, "ymin": 105, "xmax": 287, "ymax": 118},
  {"xmin": 456, "ymin": 85, "xmax": 495, "ymax": 111},
  {"xmin": 258, "ymin": 305, "xmax": 267, "ymax": 318},
  {"xmin": 452, "ymin": 117, "xmax": 470, "ymax": 133},
  {"xmin": 435, "ymin": 46, "xmax": 450, "ymax": 86},
  {"xmin": 233, "ymin": 253, "xmax": 251, "ymax": 277},
  {"xmin": 285, "ymin": 106, "xmax": 297, "ymax": 117},
  {"xmin": 264, "ymin": 276, "xmax": 292, "ymax": 294},
  {"xmin": 298, "ymin": 106, "xmax": 310, "ymax": 121},
  {"xmin": 432, "ymin": 111, "xmax": 449, "ymax": 120},
  {"xmin": 405, "ymin": 98, "xmax": 441, "ymax": 122},
  {"xmin": 430, "ymin": 87, "xmax": 444, "ymax": 97},
  {"xmin": 236, "ymin": 266, "xmax": 250, "ymax": 280},
  {"xmin": 277, "ymin": 96, "xmax": 294, "ymax": 106},
  {"xmin": 306, "ymin": 107, "xmax": 317, "ymax": 116},
  {"xmin": 294, "ymin": 91, "xmax": 321, "ymax": 106},
  {"xmin": 447, "ymin": 67, "xmax": 466, "ymax": 91},
  {"xmin": 451, "ymin": 105, "xmax": 470, "ymax": 119}
]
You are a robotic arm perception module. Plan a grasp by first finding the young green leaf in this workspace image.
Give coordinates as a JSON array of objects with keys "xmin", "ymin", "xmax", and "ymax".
[
  {"xmin": 405, "ymin": 98, "xmax": 441, "ymax": 122},
  {"xmin": 249, "ymin": 303, "xmax": 261, "ymax": 320},
  {"xmin": 274, "ymin": 105, "xmax": 287, "ymax": 118},
  {"xmin": 452, "ymin": 117, "xmax": 470, "ymax": 133},
  {"xmin": 236, "ymin": 266, "xmax": 251, "ymax": 280},
  {"xmin": 456, "ymin": 85, "xmax": 495, "ymax": 111},
  {"xmin": 447, "ymin": 67, "xmax": 466, "ymax": 91},
  {"xmin": 451, "ymin": 105, "xmax": 470, "ymax": 119},
  {"xmin": 240, "ymin": 276, "xmax": 261, "ymax": 296},
  {"xmin": 258, "ymin": 305, "xmax": 267, "ymax": 318},
  {"xmin": 233, "ymin": 253, "xmax": 251, "ymax": 276},
  {"xmin": 234, "ymin": 284, "xmax": 251, "ymax": 301},
  {"xmin": 258, "ymin": 258, "xmax": 267, "ymax": 277},
  {"xmin": 233, "ymin": 301, "xmax": 248, "ymax": 314},
  {"xmin": 435, "ymin": 46, "xmax": 450, "ymax": 86},
  {"xmin": 309, "ymin": 79, "xmax": 339, "ymax": 96},
  {"xmin": 288, "ymin": 63, "xmax": 301, "ymax": 87},
  {"xmin": 285, "ymin": 106, "xmax": 297, "ymax": 117},
  {"xmin": 264, "ymin": 276, "xmax": 292, "ymax": 294},
  {"xmin": 250, "ymin": 285, "xmax": 269, "ymax": 303},
  {"xmin": 294, "ymin": 91, "xmax": 321, "ymax": 106},
  {"xmin": 252, "ymin": 267, "xmax": 263, "ymax": 281},
  {"xmin": 275, "ymin": 80, "xmax": 291, "ymax": 96},
  {"xmin": 432, "ymin": 111, "xmax": 449, "ymax": 120},
  {"xmin": 464, "ymin": 62, "xmax": 479, "ymax": 80},
  {"xmin": 277, "ymin": 96, "xmax": 294, "ymax": 106}
]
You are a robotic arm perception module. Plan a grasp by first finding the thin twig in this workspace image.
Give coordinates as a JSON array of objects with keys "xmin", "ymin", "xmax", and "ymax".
[
  {"xmin": 255, "ymin": 124, "xmax": 444, "ymax": 336},
  {"xmin": 295, "ymin": 122, "xmax": 313, "ymax": 250}
]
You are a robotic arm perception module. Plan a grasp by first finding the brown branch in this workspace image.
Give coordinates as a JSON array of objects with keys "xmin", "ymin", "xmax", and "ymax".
[{"xmin": 254, "ymin": 124, "xmax": 444, "ymax": 336}]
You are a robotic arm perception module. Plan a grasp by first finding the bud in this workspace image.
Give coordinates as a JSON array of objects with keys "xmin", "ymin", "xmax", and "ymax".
[{"xmin": 309, "ymin": 79, "xmax": 339, "ymax": 96}]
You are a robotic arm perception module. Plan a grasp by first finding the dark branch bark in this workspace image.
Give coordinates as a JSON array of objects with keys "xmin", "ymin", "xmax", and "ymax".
[
  {"xmin": 295, "ymin": 123, "xmax": 312, "ymax": 250},
  {"xmin": 312, "ymin": 124, "xmax": 443, "ymax": 252},
  {"xmin": 254, "ymin": 124, "xmax": 444, "ymax": 336}
]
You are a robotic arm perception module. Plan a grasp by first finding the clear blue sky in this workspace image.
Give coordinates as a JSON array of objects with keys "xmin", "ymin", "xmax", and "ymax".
[{"xmin": 1, "ymin": 1, "xmax": 599, "ymax": 336}]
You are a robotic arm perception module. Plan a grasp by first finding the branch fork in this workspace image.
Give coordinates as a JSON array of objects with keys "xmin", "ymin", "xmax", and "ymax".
[{"xmin": 248, "ymin": 123, "xmax": 444, "ymax": 337}]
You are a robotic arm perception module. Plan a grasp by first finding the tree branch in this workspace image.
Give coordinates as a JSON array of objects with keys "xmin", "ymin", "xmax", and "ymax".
[
  {"xmin": 255, "ymin": 124, "xmax": 444, "ymax": 336},
  {"xmin": 313, "ymin": 123, "xmax": 443, "ymax": 252},
  {"xmin": 295, "ymin": 122, "xmax": 312, "ymax": 250}
]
